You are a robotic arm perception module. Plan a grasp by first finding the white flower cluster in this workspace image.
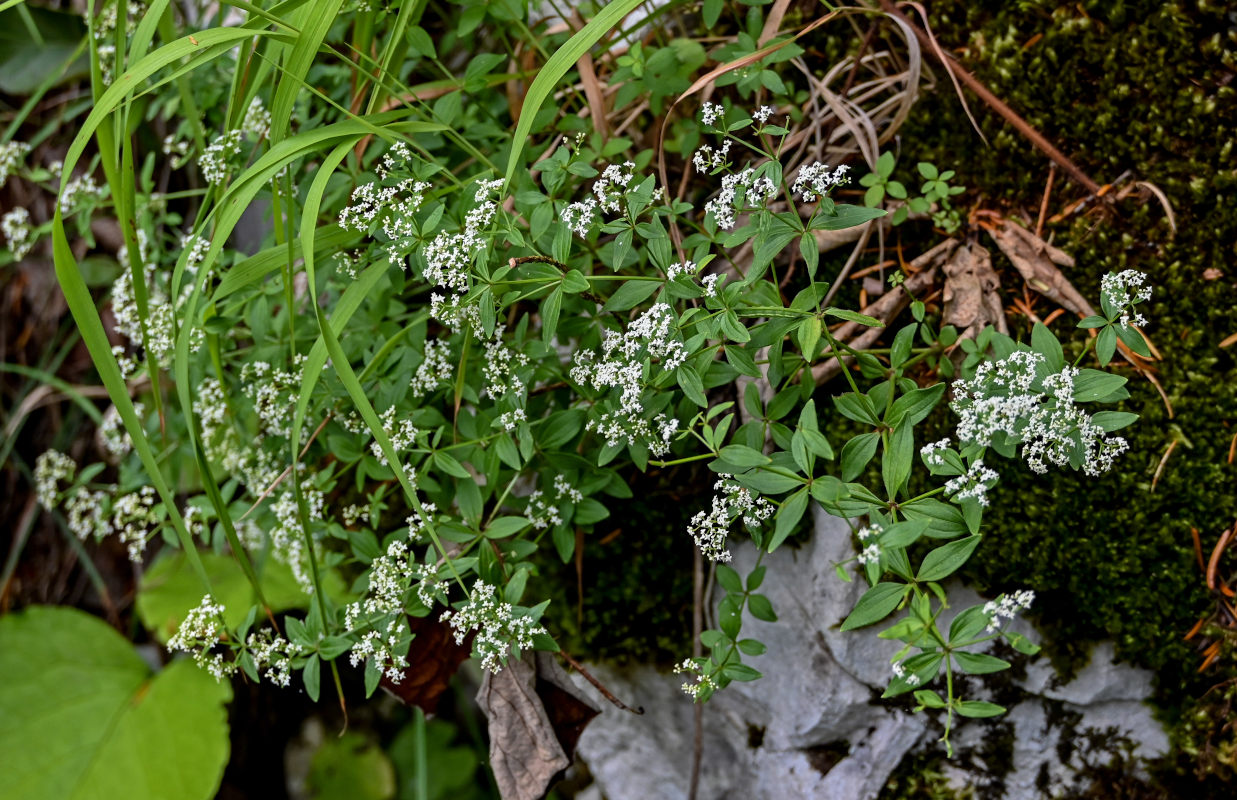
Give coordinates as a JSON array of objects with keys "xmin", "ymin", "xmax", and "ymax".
[
  {"xmin": 498, "ymin": 408, "xmax": 526, "ymax": 431},
  {"xmin": 857, "ymin": 522, "xmax": 883, "ymax": 565},
  {"xmin": 944, "ymin": 459, "xmax": 999, "ymax": 507},
  {"xmin": 34, "ymin": 449, "xmax": 76, "ymax": 510},
  {"xmin": 342, "ymin": 532, "xmax": 446, "ymax": 681},
  {"xmin": 338, "ymin": 170, "xmax": 430, "ymax": 242},
  {"xmin": 345, "ymin": 539, "xmax": 412, "ymax": 628},
  {"xmin": 405, "ymin": 501, "xmax": 435, "ymax": 541},
  {"xmin": 571, "ymin": 303, "xmax": 685, "ymax": 455},
  {"xmin": 704, "ymin": 167, "xmax": 778, "ymax": 230},
  {"xmin": 692, "ymin": 140, "xmax": 731, "ymax": 173},
  {"xmin": 422, "ymin": 178, "xmax": 501, "ymax": 320},
  {"xmin": 342, "ymin": 504, "xmax": 369, "ymax": 527},
  {"xmin": 99, "ymin": 402, "xmax": 143, "ymax": 458},
  {"xmin": 561, "ymin": 160, "xmax": 656, "ymax": 238},
  {"xmin": 481, "ymin": 325, "xmax": 530, "ymax": 399},
  {"xmin": 112, "ymin": 485, "xmax": 157, "ymax": 562},
  {"xmin": 753, "ymin": 105, "xmax": 777, "ymax": 124},
  {"xmin": 920, "ymin": 438, "xmax": 950, "ymax": 467},
  {"xmin": 526, "ymin": 475, "xmax": 583, "ymax": 530},
  {"xmin": 410, "ymin": 338, "xmax": 453, "ymax": 397},
  {"xmin": 35, "ymin": 450, "xmax": 113, "ymax": 541},
  {"xmin": 686, "ymin": 474, "xmax": 775, "ymax": 562},
  {"xmin": 110, "ymin": 230, "xmax": 204, "ymax": 371},
  {"xmin": 93, "ymin": 1, "xmax": 143, "ymax": 82},
  {"xmin": 241, "ymin": 357, "xmax": 308, "ymax": 440},
  {"xmin": 441, "ymin": 580, "xmax": 546, "ymax": 673},
  {"xmin": 244, "ymin": 629, "xmax": 300, "ymax": 688},
  {"xmin": 168, "ymin": 595, "xmax": 234, "ymax": 681},
  {"xmin": 2, "ymin": 208, "xmax": 33, "ymax": 260},
  {"xmin": 162, "ymin": 133, "xmax": 191, "ymax": 169},
  {"xmin": 982, "ymin": 590, "xmax": 1035, "ymax": 633},
  {"xmin": 59, "ymin": 172, "xmax": 103, "ymax": 213},
  {"xmin": 369, "ymin": 405, "xmax": 419, "ymax": 467},
  {"xmin": 951, "ymin": 350, "xmax": 1129, "ymax": 477},
  {"xmin": 0, "ymin": 140, "xmax": 29, "ymax": 189},
  {"xmin": 666, "ymin": 260, "xmax": 722, "ymax": 297},
  {"xmin": 700, "ymin": 102, "xmax": 725, "ymax": 126},
  {"xmin": 1100, "ymin": 269, "xmax": 1152, "ymax": 328},
  {"xmin": 269, "ymin": 479, "xmax": 326, "ymax": 593},
  {"xmin": 198, "ymin": 98, "xmax": 272, "ymax": 184},
  {"xmin": 675, "ymin": 657, "xmax": 718, "ymax": 699},
  {"xmin": 891, "ymin": 660, "xmax": 922, "ymax": 686},
  {"xmin": 791, "ymin": 162, "xmax": 850, "ymax": 202}
]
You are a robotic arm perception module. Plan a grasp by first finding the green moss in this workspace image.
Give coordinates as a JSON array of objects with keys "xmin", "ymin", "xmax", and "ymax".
[
  {"xmin": 536, "ymin": 467, "xmax": 709, "ymax": 666},
  {"xmin": 886, "ymin": 0, "xmax": 1237, "ymax": 784}
]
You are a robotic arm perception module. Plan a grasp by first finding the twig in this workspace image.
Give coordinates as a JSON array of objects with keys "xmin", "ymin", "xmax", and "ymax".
[
  {"xmin": 559, "ymin": 650, "xmax": 644, "ymax": 714},
  {"xmin": 1150, "ymin": 439, "xmax": 1177, "ymax": 493},
  {"xmin": 1035, "ymin": 164, "xmax": 1056, "ymax": 239}
]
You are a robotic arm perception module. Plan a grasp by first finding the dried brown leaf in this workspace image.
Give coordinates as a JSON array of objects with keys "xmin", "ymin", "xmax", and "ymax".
[{"xmin": 478, "ymin": 652, "xmax": 600, "ymax": 800}]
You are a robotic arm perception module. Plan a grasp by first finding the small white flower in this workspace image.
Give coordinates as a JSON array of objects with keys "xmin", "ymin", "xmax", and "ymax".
[
  {"xmin": 791, "ymin": 162, "xmax": 850, "ymax": 202},
  {"xmin": 701, "ymin": 102, "xmax": 725, "ymax": 126}
]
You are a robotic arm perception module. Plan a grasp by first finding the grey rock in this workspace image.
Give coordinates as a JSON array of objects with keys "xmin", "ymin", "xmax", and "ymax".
[{"xmin": 571, "ymin": 504, "xmax": 1167, "ymax": 800}]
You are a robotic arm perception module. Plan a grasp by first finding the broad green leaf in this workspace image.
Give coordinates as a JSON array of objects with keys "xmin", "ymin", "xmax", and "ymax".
[
  {"xmin": 485, "ymin": 517, "xmax": 534, "ymax": 539},
  {"xmin": 1072, "ymin": 369, "xmax": 1127, "ymax": 402},
  {"xmin": 815, "ymin": 204, "xmax": 886, "ymax": 231},
  {"xmin": 840, "ymin": 432, "xmax": 880, "ymax": 481},
  {"xmin": 137, "ymin": 552, "xmax": 344, "ymax": 643},
  {"xmin": 307, "ymin": 732, "xmax": 397, "ymax": 800},
  {"xmin": 719, "ymin": 444, "xmax": 771, "ymax": 468},
  {"xmin": 768, "ymin": 488, "xmax": 809, "ymax": 552},
  {"xmin": 0, "ymin": 606, "xmax": 231, "ymax": 800},
  {"xmin": 825, "ymin": 307, "xmax": 884, "ymax": 327},
  {"xmin": 956, "ymin": 700, "xmax": 1006, "ymax": 718},
  {"xmin": 748, "ymin": 594, "xmax": 778, "ymax": 622},
  {"xmin": 952, "ymin": 651, "xmax": 1011, "ymax": 675},
  {"xmin": 916, "ymin": 535, "xmax": 981, "ymax": 582},
  {"xmin": 841, "ymin": 582, "xmax": 909, "ymax": 631},
  {"xmin": 602, "ymin": 279, "xmax": 660, "ymax": 311}
]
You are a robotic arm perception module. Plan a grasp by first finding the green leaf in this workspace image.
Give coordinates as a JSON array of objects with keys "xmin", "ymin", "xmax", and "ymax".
[
  {"xmin": 720, "ymin": 444, "xmax": 771, "ymax": 468},
  {"xmin": 949, "ymin": 606, "xmax": 990, "ymax": 644},
  {"xmin": 841, "ymin": 582, "xmax": 909, "ymax": 631},
  {"xmin": 485, "ymin": 517, "xmax": 533, "ymax": 539},
  {"xmin": 914, "ymin": 690, "xmax": 947, "ymax": 708},
  {"xmin": 797, "ymin": 316, "xmax": 822, "ymax": 360},
  {"xmin": 768, "ymin": 488, "xmax": 809, "ymax": 552},
  {"xmin": 1091, "ymin": 411, "xmax": 1139, "ymax": 432},
  {"xmin": 840, "ymin": 432, "xmax": 880, "ymax": 482},
  {"xmin": 825, "ymin": 307, "xmax": 884, "ymax": 327},
  {"xmin": 0, "ymin": 606, "xmax": 231, "ymax": 800},
  {"xmin": 716, "ymin": 564, "xmax": 744, "ymax": 593},
  {"xmin": 1031, "ymin": 322, "xmax": 1064, "ymax": 371},
  {"xmin": 433, "ymin": 450, "xmax": 472, "ymax": 479},
  {"xmin": 1072, "ymin": 369, "xmax": 1127, "ymax": 402},
  {"xmin": 815, "ymin": 204, "xmax": 887, "ymax": 231},
  {"xmin": 748, "ymin": 594, "xmax": 778, "ymax": 622},
  {"xmin": 304, "ymin": 654, "xmax": 321, "ymax": 703},
  {"xmin": 307, "ymin": 732, "xmax": 396, "ymax": 800},
  {"xmin": 1096, "ymin": 325, "xmax": 1117, "ymax": 366},
  {"xmin": 956, "ymin": 700, "xmax": 1006, "ymax": 719},
  {"xmin": 541, "ymin": 286, "xmax": 563, "ymax": 344},
  {"xmin": 952, "ymin": 651, "xmax": 1011, "ymax": 675},
  {"xmin": 737, "ymin": 638, "xmax": 767, "ymax": 656},
  {"xmin": 1117, "ymin": 323, "xmax": 1152, "ymax": 357},
  {"xmin": 916, "ymin": 535, "xmax": 982, "ymax": 582},
  {"xmin": 917, "ymin": 162, "xmax": 939, "ymax": 180},
  {"xmin": 723, "ymin": 663, "xmax": 763, "ymax": 682},
  {"xmin": 889, "ymin": 384, "xmax": 947, "ymax": 430},
  {"xmin": 677, "ymin": 363, "xmax": 708, "ymax": 407}
]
